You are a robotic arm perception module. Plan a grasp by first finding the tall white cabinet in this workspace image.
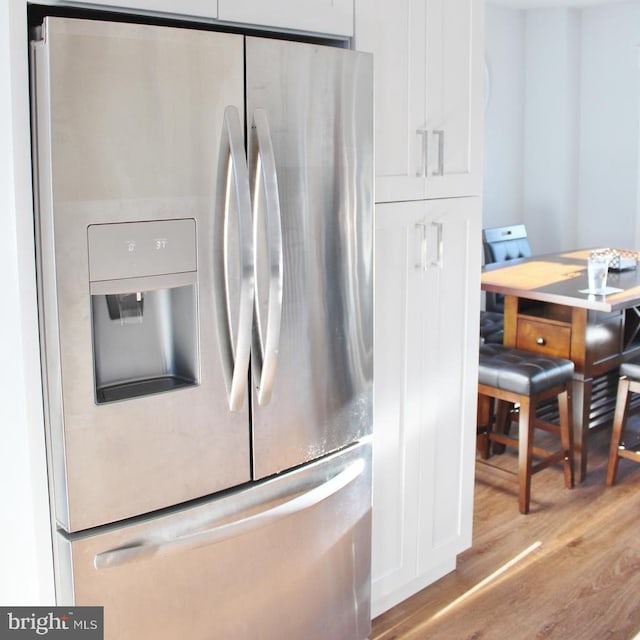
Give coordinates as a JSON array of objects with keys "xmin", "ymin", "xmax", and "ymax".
[{"xmin": 355, "ymin": 0, "xmax": 483, "ymax": 617}]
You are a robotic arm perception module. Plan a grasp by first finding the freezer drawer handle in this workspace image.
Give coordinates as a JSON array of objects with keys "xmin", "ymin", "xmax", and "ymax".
[
  {"xmin": 249, "ymin": 109, "xmax": 283, "ymax": 406},
  {"xmin": 93, "ymin": 458, "xmax": 365, "ymax": 570},
  {"xmin": 213, "ymin": 105, "xmax": 254, "ymax": 412}
]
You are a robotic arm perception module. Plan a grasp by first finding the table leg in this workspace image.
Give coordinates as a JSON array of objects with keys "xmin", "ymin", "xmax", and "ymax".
[{"xmin": 571, "ymin": 375, "xmax": 593, "ymax": 483}]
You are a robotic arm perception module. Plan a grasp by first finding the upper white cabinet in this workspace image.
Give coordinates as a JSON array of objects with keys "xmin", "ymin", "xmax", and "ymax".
[
  {"xmin": 32, "ymin": 1, "xmax": 355, "ymax": 37},
  {"xmin": 219, "ymin": 0, "xmax": 354, "ymax": 37},
  {"xmin": 31, "ymin": 0, "xmax": 218, "ymax": 19},
  {"xmin": 355, "ymin": 0, "xmax": 483, "ymax": 202}
]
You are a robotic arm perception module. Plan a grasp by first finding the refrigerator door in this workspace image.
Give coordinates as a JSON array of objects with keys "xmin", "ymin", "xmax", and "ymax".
[
  {"xmin": 246, "ymin": 38, "xmax": 374, "ymax": 479},
  {"xmin": 56, "ymin": 441, "xmax": 372, "ymax": 640},
  {"xmin": 31, "ymin": 18, "xmax": 251, "ymax": 532}
]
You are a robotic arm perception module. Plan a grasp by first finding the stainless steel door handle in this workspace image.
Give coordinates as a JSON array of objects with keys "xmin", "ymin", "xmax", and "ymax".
[
  {"xmin": 93, "ymin": 458, "xmax": 365, "ymax": 569},
  {"xmin": 213, "ymin": 105, "xmax": 254, "ymax": 412},
  {"xmin": 249, "ymin": 109, "xmax": 283, "ymax": 406}
]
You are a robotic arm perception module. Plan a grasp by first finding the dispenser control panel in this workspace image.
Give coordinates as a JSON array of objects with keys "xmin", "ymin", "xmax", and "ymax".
[{"xmin": 87, "ymin": 219, "xmax": 197, "ymax": 282}]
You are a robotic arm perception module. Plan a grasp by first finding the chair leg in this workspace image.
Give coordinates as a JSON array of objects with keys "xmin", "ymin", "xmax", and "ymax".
[
  {"xmin": 517, "ymin": 396, "xmax": 535, "ymax": 515},
  {"xmin": 557, "ymin": 387, "xmax": 574, "ymax": 489},
  {"xmin": 606, "ymin": 377, "xmax": 631, "ymax": 486}
]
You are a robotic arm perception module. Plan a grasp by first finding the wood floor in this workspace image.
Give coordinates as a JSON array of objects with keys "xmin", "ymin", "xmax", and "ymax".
[{"xmin": 370, "ymin": 421, "xmax": 640, "ymax": 640}]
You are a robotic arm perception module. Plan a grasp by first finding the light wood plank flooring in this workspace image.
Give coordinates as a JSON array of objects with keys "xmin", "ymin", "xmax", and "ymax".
[{"xmin": 371, "ymin": 421, "xmax": 640, "ymax": 640}]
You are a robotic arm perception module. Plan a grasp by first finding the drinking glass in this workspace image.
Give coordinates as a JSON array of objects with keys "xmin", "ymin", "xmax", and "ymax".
[{"xmin": 587, "ymin": 254, "xmax": 609, "ymax": 294}]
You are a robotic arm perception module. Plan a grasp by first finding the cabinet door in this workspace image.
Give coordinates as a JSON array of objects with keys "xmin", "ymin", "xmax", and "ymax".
[
  {"xmin": 355, "ymin": 0, "xmax": 426, "ymax": 202},
  {"xmin": 355, "ymin": 0, "xmax": 482, "ymax": 203},
  {"xmin": 41, "ymin": 0, "xmax": 218, "ymax": 19},
  {"xmin": 415, "ymin": 198, "xmax": 481, "ymax": 577},
  {"xmin": 423, "ymin": 0, "xmax": 483, "ymax": 199},
  {"xmin": 372, "ymin": 197, "xmax": 481, "ymax": 616},
  {"xmin": 372, "ymin": 203, "xmax": 428, "ymax": 615},
  {"xmin": 219, "ymin": 0, "xmax": 353, "ymax": 37}
]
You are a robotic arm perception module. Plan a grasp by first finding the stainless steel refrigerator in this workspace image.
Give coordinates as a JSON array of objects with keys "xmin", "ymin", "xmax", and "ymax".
[{"xmin": 30, "ymin": 16, "xmax": 373, "ymax": 640}]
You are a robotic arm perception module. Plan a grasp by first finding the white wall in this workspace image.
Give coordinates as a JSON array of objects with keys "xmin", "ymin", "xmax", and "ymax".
[
  {"xmin": 483, "ymin": 5, "xmax": 525, "ymax": 229},
  {"xmin": 0, "ymin": 0, "xmax": 55, "ymax": 605},
  {"xmin": 523, "ymin": 8, "xmax": 580, "ymax": 253},
  {"xmin": 485, "ymin": 1, "xmax": 640, "ymax": 255},
  {"xmin": 577, "ymin": 3, "xmax": 640, "ymax": 250}
]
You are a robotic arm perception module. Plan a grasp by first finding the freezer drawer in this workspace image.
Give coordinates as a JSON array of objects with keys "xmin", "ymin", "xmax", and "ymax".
[{"xmin": 56, "ymin": 441, "xmax": 372, "ymax": 640}]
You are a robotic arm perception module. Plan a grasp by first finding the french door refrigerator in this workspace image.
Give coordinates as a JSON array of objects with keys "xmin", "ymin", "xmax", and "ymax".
[{"xmin": 30, "ymin": 15, "xmax": 373, "ymax": 640}]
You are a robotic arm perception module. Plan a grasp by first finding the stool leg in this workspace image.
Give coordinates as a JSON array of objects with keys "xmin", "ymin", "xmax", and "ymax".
[
  {"xmin": 492, "ymin": 400, "xmax": 512, "ymax": 455},
  {"xmin": 477, "ymin": 394, "xmax": 492, "ymax": 459},
  {"xmin": 518, "ymin": 396, "xmax": 535, "ymax": 515},
  {"xmin": 606, "ymin": 377, "xmax": 631, "ymax": 486},
  {"xmin": 557, "ymin": 387, "xmax": 574, "ymax": 489}
]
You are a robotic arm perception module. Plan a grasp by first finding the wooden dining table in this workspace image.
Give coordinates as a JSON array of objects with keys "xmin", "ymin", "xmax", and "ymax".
[{"xmin": 481, "ymin": 249, "xmax": 640, "ymax": 482}]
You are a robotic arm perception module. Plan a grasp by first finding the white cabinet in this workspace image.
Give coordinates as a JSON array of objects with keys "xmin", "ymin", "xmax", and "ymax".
[
  {"xmin": 32, "ymin": 0, "xmax": 355, "ymax": 37},
  {"xmin": 355, "ymin": 0, "xmax": 483, "ymax": 203},
  {"xmin": 30, "ymin": 0, "xmax": 218, "ymax": 19},
  {"xmin": 372, "ymin": 197, "xmax": 480, "ymax": 617},
  {"xmin": 219, "ymin": 0, "xmax": 353, "ymax": 37},
  {"xmin": 359, "ymin": 0, "xmax": 484, "ymax": 617}
]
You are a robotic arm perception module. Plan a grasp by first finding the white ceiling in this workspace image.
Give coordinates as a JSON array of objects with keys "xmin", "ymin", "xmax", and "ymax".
[{"xmin": 488, "ymin": 0, "xmax": 638, "ymax": 8}]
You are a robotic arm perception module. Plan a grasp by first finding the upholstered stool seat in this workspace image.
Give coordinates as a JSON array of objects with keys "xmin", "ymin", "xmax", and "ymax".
[
  {"xmin": 477, "ymin": 344, "xmax": 575, "ymax": 514},
  {"xmin": 606, "ymin": 357, "xmax": 640, "ymax": 485}
]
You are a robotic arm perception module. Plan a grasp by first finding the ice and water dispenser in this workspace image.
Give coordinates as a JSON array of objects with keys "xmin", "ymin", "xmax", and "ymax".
[{"xmin": 88, "ymin": 219, "xmax": 199, "ymax": 404}]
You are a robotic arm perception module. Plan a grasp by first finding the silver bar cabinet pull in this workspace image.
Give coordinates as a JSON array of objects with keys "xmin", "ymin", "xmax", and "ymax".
[
  {"xmin": 432, "ymin": 129, "xmax": 445, "ymax": 176},
  {"xmin": 431, "ymin": 221, "xmax": 444, "ymax": 268},
  {"xmin": 415, "ymin": 222, "xmax": 427, "ymax": 271},
  {"xmin": 416, "ymin": 129, "xmax": 428, "ymax": 178}
]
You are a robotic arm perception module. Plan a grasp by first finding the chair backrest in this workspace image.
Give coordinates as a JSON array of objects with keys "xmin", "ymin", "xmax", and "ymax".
[
  {"xmin": 482, "ymin": 224, "xmax": 531, "ymax": 312},
  {"xmin": 482, "ymin": 224, "xmax": 531, "ymax": 265}
]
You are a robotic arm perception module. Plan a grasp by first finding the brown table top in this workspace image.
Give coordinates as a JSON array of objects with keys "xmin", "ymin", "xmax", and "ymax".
[{"xmin": 481, "ymin": 249, "xmax": 640, "ymax": 312}]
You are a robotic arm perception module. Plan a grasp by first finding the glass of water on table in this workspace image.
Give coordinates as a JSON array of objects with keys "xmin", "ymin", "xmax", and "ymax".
[{"xmin": 588, "ymin": 252, "xmax": 610, "ymax": 294}]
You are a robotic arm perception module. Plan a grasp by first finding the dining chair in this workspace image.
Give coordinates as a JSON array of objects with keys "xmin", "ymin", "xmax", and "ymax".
[
  {"xmin": 482, "ymin": 223, "xmax": 531, "ymax": 313},
  {"xmin": 479, "ymin": 223, "xmax": 531, "ymax": 345}
]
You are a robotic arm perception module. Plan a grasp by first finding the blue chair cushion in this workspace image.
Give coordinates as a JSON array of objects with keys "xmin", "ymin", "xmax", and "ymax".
[{"xmin": 482, "ymin": 224, "xmax": 532, "ymax": 264}]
